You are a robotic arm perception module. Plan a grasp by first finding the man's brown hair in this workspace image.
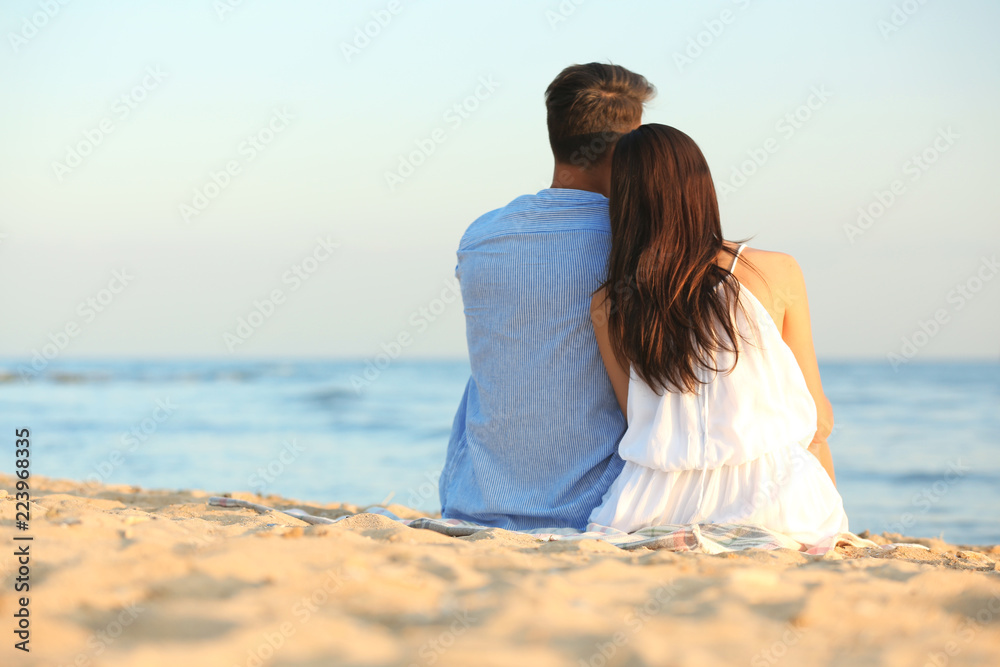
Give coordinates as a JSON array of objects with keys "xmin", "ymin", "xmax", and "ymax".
[{"xmin": 545, "ymin": 63, "xmax": 655, "ymax": 168}]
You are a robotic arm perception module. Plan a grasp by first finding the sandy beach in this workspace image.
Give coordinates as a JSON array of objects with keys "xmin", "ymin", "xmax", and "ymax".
[{"xmin": 2, "ymin": 474, "xmax": 998, "ymax": 667}]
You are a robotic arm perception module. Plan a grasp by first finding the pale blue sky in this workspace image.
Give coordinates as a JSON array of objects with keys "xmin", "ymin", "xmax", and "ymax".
[{"xmin": 1, "ymin": 0, "xmax": 997, "ymax": 362}]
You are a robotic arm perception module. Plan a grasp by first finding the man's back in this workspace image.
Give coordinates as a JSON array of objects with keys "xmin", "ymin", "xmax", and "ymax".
[{"xmin": 439, "ymin": 188, "xmax": 627, "ymax": 530}]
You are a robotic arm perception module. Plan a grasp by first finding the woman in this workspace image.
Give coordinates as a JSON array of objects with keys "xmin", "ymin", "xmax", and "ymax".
[{"xmin": 588, "ymin": 124, "xmax": 848, "ymax": 545}]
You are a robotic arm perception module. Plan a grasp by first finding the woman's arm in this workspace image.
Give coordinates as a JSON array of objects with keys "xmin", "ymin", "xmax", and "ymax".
[
  {"xmin": 775, "ymin": 254, "xmax": 837, "ymax": 486},
  {"xmin": 591, "ymin": 289, "xmax": 629, "ymax": 418}
]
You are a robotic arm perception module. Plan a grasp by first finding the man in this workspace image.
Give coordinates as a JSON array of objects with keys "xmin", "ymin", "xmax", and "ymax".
[{"xmin": 439, "ymin": 63, "xmax": 656, "ymax": 530}]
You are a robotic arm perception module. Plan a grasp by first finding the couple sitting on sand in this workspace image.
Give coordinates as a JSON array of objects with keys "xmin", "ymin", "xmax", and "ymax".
[{"xmin": 438, "ymin": 63, "xmax": 848, "ymax": 546}]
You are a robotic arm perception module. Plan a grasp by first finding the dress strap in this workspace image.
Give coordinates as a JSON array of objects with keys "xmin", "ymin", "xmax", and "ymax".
[{"xmin": 728, "ymin": 243, "xmax": 747, "ymax": 273}]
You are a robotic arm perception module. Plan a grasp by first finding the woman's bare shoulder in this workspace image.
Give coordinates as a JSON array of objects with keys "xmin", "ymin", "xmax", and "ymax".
[
  {"xmin": 728, "ymin": 245, "xmax": 807, "ymax": 324},
  {"xmin": 735, "ymin": 246, "xmax": 803, "ymax": 285}
]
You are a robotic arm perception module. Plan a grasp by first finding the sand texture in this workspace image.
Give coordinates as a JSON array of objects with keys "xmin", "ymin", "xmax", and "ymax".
[{"xmin": 1, "ymin": 474, "xmax": 998, "ymax": 667}]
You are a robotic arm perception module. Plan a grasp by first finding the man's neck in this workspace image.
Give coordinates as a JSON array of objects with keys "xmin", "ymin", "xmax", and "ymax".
[{"xmin": 549, "ymin": 163, "xmax": 610, "ymax": 198}]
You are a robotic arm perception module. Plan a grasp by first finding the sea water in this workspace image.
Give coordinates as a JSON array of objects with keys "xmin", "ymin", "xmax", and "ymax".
[{"xmin": 1, "ymin": 359, "xmax": 996, "ymax": 544}]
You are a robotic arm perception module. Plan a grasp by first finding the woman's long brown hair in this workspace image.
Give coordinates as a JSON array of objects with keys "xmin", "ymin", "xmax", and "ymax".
[{"xmin": 602, "ymin": 123, "xmax": 750, "ymax": 394}]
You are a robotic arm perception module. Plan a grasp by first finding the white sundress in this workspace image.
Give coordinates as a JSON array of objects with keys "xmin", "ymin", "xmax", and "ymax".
[{"xmin": 589, "ymin": 245, "xmax": 849, "ymax": 545}]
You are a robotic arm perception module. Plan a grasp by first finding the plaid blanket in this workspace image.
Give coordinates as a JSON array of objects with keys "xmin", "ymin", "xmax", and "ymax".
[{"xmin": 208, "ymin": 497, "xmax": 883, "ymax": 556}]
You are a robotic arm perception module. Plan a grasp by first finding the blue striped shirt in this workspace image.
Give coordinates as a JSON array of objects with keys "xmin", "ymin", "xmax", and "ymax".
[{"xmin": 439, "ymin": 188, "xmax": 627, "ymax": 530}]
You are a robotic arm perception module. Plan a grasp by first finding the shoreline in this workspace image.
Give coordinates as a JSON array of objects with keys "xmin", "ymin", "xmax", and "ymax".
[{"xmin": 2, "ymin": 474, "xmax": 999, "ymax": 666}]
